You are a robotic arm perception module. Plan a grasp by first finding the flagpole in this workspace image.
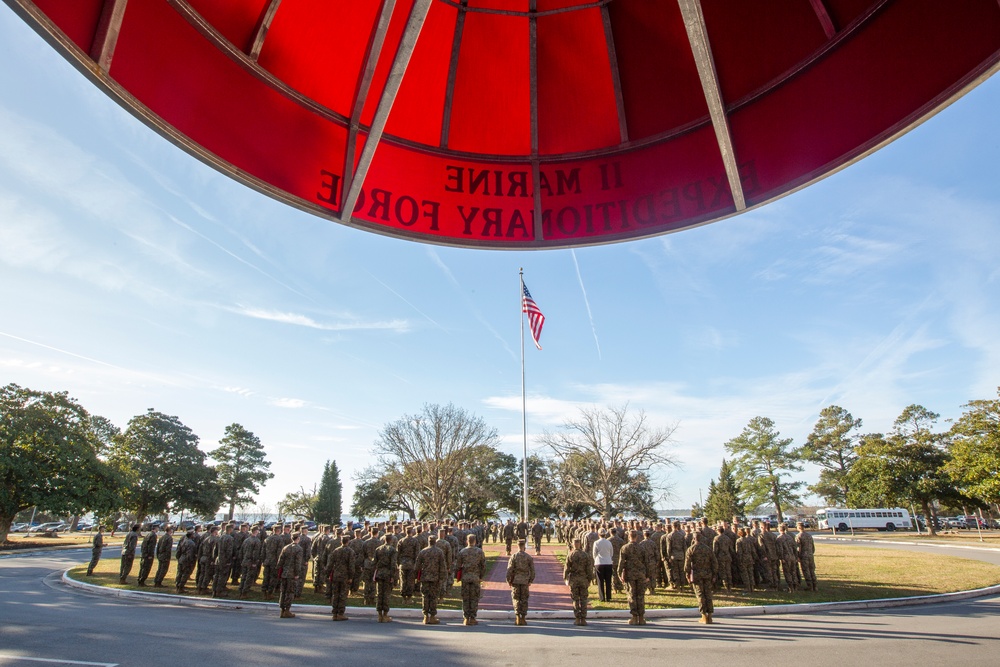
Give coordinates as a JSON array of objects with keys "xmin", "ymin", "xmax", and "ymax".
[{"xmin": 520, "ymin": 267, "xmax": 528, "ymax": 523}]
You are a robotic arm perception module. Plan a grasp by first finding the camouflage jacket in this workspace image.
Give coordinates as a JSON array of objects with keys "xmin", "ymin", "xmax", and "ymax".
[
  {"xmin": 215, "ymin": 533, "xmax": 235, "ymax": 564},
  {"xmin": 684, "ymin": 542, "xmax": 718, "ymax": 580},
  {"xmin": 198, "ymin": 534, "xmax": 218, "ymax": 562},
  {"xmin": 617, "ymin": 541, "xmax": 648, "ymax": 582},
  {"xmin": 712, "ymin": 532, "xmax": 734, "ymax": 564},
  {"xmin": 776, "ymin": 533, "xmax": 797, "ymax": 561},
  {"xmin": 240, "ymin": 535, "xmax": 263, "ymax": 566},
  {"xmin": 276, "ymin": 542, "xmax": 303, "ymax": 579},
  {"xmin": 563, "ymin": 547, "xmax": 595, "ymax": 587},
  {"xmin": 122, "ymin": 530, "xmax": 139, "ymax": 556},
  {"xmin": 795, "ymin": 531, "xmax": 815, "ymax": 559},
  {"xmin": 414, "ymin": 544, "xmax": 448, "ymax": 584},
  {"xmin": 372, "ymin": 544, "xmax": 398, "ymax": 582},
  {"xmin": 506, "ymin": 550, "xmax": 535, "ymax": 586},
  {"xmin": 735, "ymin": 535, "xmax": 756, "ymax": 565},
  {"xmin": 397, "ymin": 535, "xmax": 420, "ymax": 567},
  {"xmin": 326, "ymin": 545, "xmax": 357, "ymax": 582},
  {"xmin": 140, "ymin": 532, "xmax": 157, "ymax": 559},
  {"xmin": 455, "ymin": 546, "xmax": 486, "ymax": 584},
  {"xmin": 263, "ymin": 533, "xmax": 284, "ymax": 566},
  {"xmin": 176, "ymin": 536, "xmax": 197, "ymax": 565},
  {"xmin": 155, "ymin": 533, "xmax": 173, "ymax": 561},
  {"xmin": 667, "ymin": 529, "xmax": 687, "ymax": 559}
]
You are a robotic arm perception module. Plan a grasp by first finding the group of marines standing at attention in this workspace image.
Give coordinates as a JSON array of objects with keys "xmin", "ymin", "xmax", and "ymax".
[{"xmin": 86, "ymin": 514, "xmax": 816, "ymax": 627}]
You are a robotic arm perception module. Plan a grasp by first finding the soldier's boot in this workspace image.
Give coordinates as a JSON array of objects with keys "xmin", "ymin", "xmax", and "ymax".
[
  {"xmin": 427, "ymin": 615, "xmax": 440, "ymax": 625},
  {"xmin": 383, "ymin": 613, "xmax": 392, "ymax": 623},
  {"xmin": 706, "ymin": 614, "xmax": 714, "ymax": 624},
  {"xmin": 463, "ymin": 618, "xmax": 471, "ymax": 626},
  {"xmin": 573, "ymin": 618, "xmax": 582, "ymax": 626},
  {"xmin": 698, "ymin": 613, "xmax": 709, "ymax": 624},
  {"xmin": 422, "ymin": 614, "xmax": 431, "ymax": 624},
  {"xmin": 637, "ymin": 615, "xmax": 647, "ymax": 626},
  {"xmin": 377, "ymin": 612, "xmax": 384, "ymax": 622},
  {"xmin": 628, "ymin": 615, "xmax": 637, "ymax": 625},
  {"xmin": 519, "ymin": 615, "xmax": 528, "ymax": 626},
  {"xmin": 470, "ymin": 618, "xmax": 478, "ymax": 625},
  {"xmin": 280, "ymin": 609, "xmax": 295, "ymax": 619},
  {"xmin": 580, "ymin": 618, "xmax": 587, "ymax": 626}
]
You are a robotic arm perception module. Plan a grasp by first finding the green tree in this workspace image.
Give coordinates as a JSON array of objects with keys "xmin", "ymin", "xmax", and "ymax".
[
  {"xmin": 314, "ymin": 460, "xmax": 343, "ymax": 525},
  {"xmin": 724, "ymin": 416, "xmax": 803, "ymax": 524},
  {"xmin": 209, "ymin": 423, "xmax": 273, "ymax": 521},
  {"xmin": 847, "ymin": 405, "xmax": 967, "ymax": 536},
  {"xmin": 0, "ymin": 384, "xmax": 121, "ymax": 542},
  {"xmin": 525, "ymin": 454, "xmax": 560, "ymax": 519},
  {"xmin": 703, "ymin": 459, "xmax": 746, "ymax": 524},
  {"xmin": 801, "ymin": 405, "xmax": 862, "ymax": 506},
  {"xmin": 539, "ymin": 404, "xmax": 677, "ymax": 520},
  {"xmin": 278, "ymin": 485, "xmax": 318, "ymax": 521},
  {"xmin": 351, "ymin": 466, "xmax": 418, "ymax": 521},
  {"xmin": 110, "ymin": 409, "xmax": 221, "ymax": 522},
  {"xmin": 947, "ymin": 388, "xmax": 1000, "ymax": 507}
]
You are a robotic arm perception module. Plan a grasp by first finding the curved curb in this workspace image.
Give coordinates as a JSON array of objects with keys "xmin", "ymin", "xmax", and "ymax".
[{"xmin": 60, "ymin": 569, "xmax": 1000, "ymax": 620}]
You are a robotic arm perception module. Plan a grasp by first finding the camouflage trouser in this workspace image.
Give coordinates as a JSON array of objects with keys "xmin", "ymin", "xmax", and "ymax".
[
  {"xmin": 461, "ymin": 581, "xmax": 481, "ymax": 619},
  {"xmin": 668, "ymin": 556, "xmax": 685, "ymax": 589},
  {"xmin": 626, "ymin": 578, "xmax": 646, "ymax": 618},
  {"xmin": 768, "ymin": 558, "xmax": 781, "ymax": 588},
  {"xmin": 510, "ymin": 583, "xmax": 529, "ymax": 616},
  {"xmin": 214, "ymin": 562, "xmax": 232, "ymax": 594},
  {"xmin": 87, "ymin": 549, "xmax": 101, "ymax": 575},
  {"xmin": 716, "ymin": 558, "xmax": 733, "ymax": 591},
  {"xmin": 119, "ymin": 553, "xmax": 135, "ymax": 582},
  {"xmin": 239, "ymin": 563, "xmax": 260, "ymax": 595},
  {"xmin": 533, "ymin": 536, "xmax": 542, "ymax": 554},
  {"xmin": 691, "ymin": 574, "xmax": 714, "ymax": 615},
  {"xmin": 277, "ymin": 577, "xmax": 296, "ymax": 610},
  {"xmin": 197, "ymin": 559, "xmax": 216, "ymax": 591},
  {"xmin": 296, "ymin": 567, "xmax": 308, "ymax": 597},
  {"xmin": 153, "ymin": 558, "xmax": 170, "ymax": 586},
  {"xmin": 570, "ymin": 584, "xmax": 588, "ymax": 619},
  {"xmin": 375, "ymin": 578, "xmax": 393, "ymax": 613},
  {"xmin": 230, "ymin": 557, "xmax": 242, "ymax": 585},
  {"xmin": 737, "ymin": 560, "xmax": 754, "ymax": 593},
  {"xmin": 505, "ymin": 539, "xmax": 513, "ymax": 555},
  {"xmin": 137, "ymin": 557, "xmax": 154, "ymax": 585},
  {"xmin": 799, "ymin": 556, "xmax": 816, "ymax": 590},
  {"xmin": 612, "ymin": 560, "xmax": 624, "ymax": 592},
  {"xmin": 362, "ymin": 566, "xmax": 376, "ymax": 602},
  {"xmin": 400, "ymin": 565, "xmax": 416, "ymax": 598},
  {"xmin": 330, "ymin": 579, "xmax": 350, "ymax": 615},
  {"xmin": 261, "ymin": 564, "xmax": 278, "ymax": 595},
  {"xmin": 313, "ymin": 560, "xmax": 326, "ymax": 592},
  {"xmin": 176, "ymin": 560, "xmax": 195, "ymax": 589},
  {"xmin": 781, "ymin": 557, "xmax": 800, "ymax": 590},
  {"xmin": 420, "ymin": 580, "xmax": 440, "ymax": 616}
]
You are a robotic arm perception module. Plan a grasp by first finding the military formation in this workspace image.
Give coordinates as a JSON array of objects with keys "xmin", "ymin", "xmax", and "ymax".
[{"xmin": 97, "ymin": 514, "xmax": 817, "ymax": 626}]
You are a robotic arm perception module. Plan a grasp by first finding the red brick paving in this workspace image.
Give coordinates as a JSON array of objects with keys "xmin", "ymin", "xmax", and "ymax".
[{"xmin": 479, "ymin": 541, "xmax": 573, "ymax": 611}]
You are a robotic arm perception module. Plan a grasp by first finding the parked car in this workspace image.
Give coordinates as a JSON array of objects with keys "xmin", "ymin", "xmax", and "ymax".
[
  {"xmin": 74, "ymin": 522, "xmax": 94, "ymax": 531},
  {"xmin": 30, "ymin": 522, "xmax": 67, "ymax": 533},
  {"xmin": 10, "ymin": 523, "xmax": 28, "ymax": 532}
]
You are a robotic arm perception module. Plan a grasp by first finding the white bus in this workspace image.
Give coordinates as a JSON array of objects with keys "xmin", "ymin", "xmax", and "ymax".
[{"xmin": 816, "ymin": 508, "xmax": 911, "ymax": 532}]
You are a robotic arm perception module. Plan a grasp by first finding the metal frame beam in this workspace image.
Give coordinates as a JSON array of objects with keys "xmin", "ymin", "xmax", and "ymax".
[
  {"xmin": 90, "ymin": 0, "xmax": 128, "ymax": 72},
  {"xmin": 678, "ymin": 0, "xmax": 745, "ymax": 210},
  {"xmin": 601, "ymin": 3, "xmax": 628, "ymax": 144},
  {"xmin": 248, "ymin": 0, "xmax": 282, "ymax": 62},
  {"xmin": 342, "ymin": 0, "xmax": 433, "ymax": 220},
  {"xmin": 809, "ymin": 0, "xmax": 837, "ymax": 39}
]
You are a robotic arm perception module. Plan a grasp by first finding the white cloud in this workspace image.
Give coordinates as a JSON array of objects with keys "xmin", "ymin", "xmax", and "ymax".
[
  {"xmin": 271, "ymin": 397, "xmax": 307, "ymax": 409},
  {"xmin": 229, "ymin": 305, "xmax": 410, "ymax": 332}
]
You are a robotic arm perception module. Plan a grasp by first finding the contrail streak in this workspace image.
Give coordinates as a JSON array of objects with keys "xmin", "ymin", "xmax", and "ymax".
[{"xmin": 571, "ymin": 249, "xmax": 601, "ymax": 359}]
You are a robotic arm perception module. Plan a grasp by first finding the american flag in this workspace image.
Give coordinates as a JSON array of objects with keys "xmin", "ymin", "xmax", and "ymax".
[{"xmin": 522, "ymin": 281, "xmax": 545, "ymax": 350}]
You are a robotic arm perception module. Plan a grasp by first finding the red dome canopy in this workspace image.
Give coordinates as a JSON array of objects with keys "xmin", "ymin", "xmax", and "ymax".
[{"xmin": 8, "ymin": 0, "xmax": 1000, "ymax": 248}]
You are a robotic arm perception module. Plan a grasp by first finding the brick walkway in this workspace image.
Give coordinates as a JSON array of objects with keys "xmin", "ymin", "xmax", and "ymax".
[{"xmin": 479, "ymin": 540, "xmax": 573, "ymax": 611}]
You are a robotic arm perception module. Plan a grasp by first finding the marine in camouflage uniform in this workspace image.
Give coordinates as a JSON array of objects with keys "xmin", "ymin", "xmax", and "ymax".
[
  {"xmin": 502, "ymin": 520, "xmax": 516, "ymax": 555},
  {"xmin": 795, "ymin": 522, "xmax": 817, "ymax": 591},
  {"xmin": 196, "ymin": 526, "xmax": 219, "ymax": 594},
  {"xmin": 734, "ymin": 528, "xmax": 756, "ymax": 594},
  {"xmin": 563, "ymin": 538, "xmax": 595, "ymax": 625},
  {"xmin": 326, "ymin": 535, "xmax": 357, "ymax": 620},
  {"xmin": 712, "ymin": 529, "xmax": 734, "ymax": 593},
  {"xmin": 641, "ymin": 529, "xmax": 659, "ymax": 594},
  {"xmin": 86, "ymin": 526, "xmax": 104, "ymax": 576},
  {"xmin": 213, "ymin": 524, "xmax": 236, "ymax": 597},
  {"xmin": 136, "ymin": 525, "xmax": 158, "ymax": 586},
  {"xmin": 311, "ymin": 525, "xmax": 332, "ymax": 594},
  {"xmin": 618, "ymin": 529, "xmax": 650, "ymax": 625},
  {"xmin": 276, "ymin": 533, "xmax": 304, "ymax": 618},
  {"xmin": 153, "ymin": 526, "xmax": 174, "ymax": 587},
  {"xmin": 372, "ymin": 534, "xmax": 399, "ymax": 622},
  {"xmin": 116, "ymin": 524, "xmax": 138, "ymax": 584},
  {"xmin": 296, "ymin": 525, "xmax": 312, "ymax": 597},
  {"xmin": 666, "ymin": 521, "xmax": 687, "ymax": 590},
  {"xmin": 506, "ymin": 540, "xmax": 535, "ymax": 626},
  {"xmin": 531, "ymin": 521, "xmax": 544, "ymax": 555},
  {"xmin": 348, "ymin": 528, "xmax": 366, "ymax": 593},
  {"xmin": 609, "ymin": 529, "xmax": 626, "ymax": 593},
  {"xmin": 757, "ymin": 522, "xmax": 780, "ymax": 589},
  {"xmin": 397, "ymin": 527, "xmax": 420, "ymax": 602},
  {"xmin": 174, "ymin": 530, "xmax": 197, "ymax": 593},
  {"xmin": 435, "ymin": 528, "xmax": 453, "ymax": 597},
  {"xmin": 455, "ymin": 534, "xmax": 487, "ymax": 625},
  {"xmin": 360, "ymin": 530, "xmax": 380, "ymax": 603},
  {"xmin": 414, "ymin": 536, "xmax": 448, "ymax": 624},
  {"xmin": 776, "ymin": 523, "xmax": 800, "ymax": 591},
  {"xmin": 238, "ymin": 526, "xmax": 263, "ymax": 598},
  {"xmin": 685, "ymin": 532, "xmax": 719, "ymax": 623},
  {"xmin": 261, "ymin": 525, "xmax": 284, "ymax": 599},
  {"xmin": 230, "ymin": 523, "xmax": 248, "ymax": 585}
]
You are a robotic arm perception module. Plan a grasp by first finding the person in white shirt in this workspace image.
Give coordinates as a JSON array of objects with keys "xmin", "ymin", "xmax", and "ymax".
[{"xmin": 593, "ymin": 529, "xmax": 614, "ymax": 601}]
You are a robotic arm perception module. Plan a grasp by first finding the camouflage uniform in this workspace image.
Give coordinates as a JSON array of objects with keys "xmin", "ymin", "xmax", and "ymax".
[
  {"xmin": 311, "ymin": 529, "xmax": 331, "ymax": 593},
  {"xmin": 735, "ymin": 532, "xmax": 756, "ymax": 593},
  {"xmin": 776, "ymin": 527, "xmax": 800, "ymax": 591},
  {"xmin": 757, "ymin": 527, "xmax": 780, "ymax": 588},
  {"xmin": 213, "ymin": 528, "xmax": 235, "ymax": 596},
  {"xmin": 86, "ymin": 529, "xmax": 104, "ymax": 576},
  {"xmin": 230, "ymin": 525, "xmax": 248, "ymax": 585},
  {"xmin": 276, "ymin": 539, "xmax": 304, "ymax": 616},
  {"xmin": 414, "ymin": 539, "xmax": 448, "ymax": 622},
  {"xmin": 684, "ymin": 535, "xmax": 719, "ymax": 620},
  {"xmin": 795, "ymin": 527, "xmax": 817, "ymax": 591},
  {"xmin": 175, "ymin": 532, "xmax": 197, "ymax": 592},
  {"xmin": 617, "ymin": 535, "xmax": 649, "ymax": 624},
  {"xmin": 153, "ymin": 529, "xmax": 173, "ymax": 587},
  {"xmin": 609, "ymin": 531, "xmax": 626, "ymax": 592},
  {"xmin": 712, "ymin": 531, "xmax": 734, "ymax": 592},
  {"xmin": 666, "ymin": 525, "xmax": 687, "ymax": 590},
  {"xmin": 238, "ymin": 531, "xmax": 263, "ymax": 597},
  {"xmin": 261, "ymin": 530, "xmax": 284, "ymax": 597},
  {"xmin": 372, "ymin": 538, "xmax": 398, "ymax": 619},
  {"xmin": 506, "ymin": 546, "xmax": 535, "ymax": 622},
  {"xmin": 455, "ymin": 541, "xmax": 487, "ymax": 623},
  {"xmin": 196, "ymin": 531, "xmax": 218, "ymax": 594},
  {"xmin": 563, "ymin": 544, "xmax": 595, "ymax": 623},
  {"xmin": 348, "ymin": 531, "xmax": 366, "ymax": 593},
  {"xmin": 531, "ymin": 522, "xmax": 544, "ymax": 554},
  {"xmin": 326, "ymin": 540, "xmax": 357, "ymax": 619},
  {"xmin": 502, "ymin": 521, "xmax": 515, "ymax": 555},
  {"xmin": 136, "ymin": 529, "xmax": 157, "ymax": 586},
  {"xmin": 435, "ymin": 533, "xmax": 453, "ymax": 596},
  {"xmin": 361, "ymin": 533, "xmax": 380, "ymax": 603},
  {"xmin": 296, "ymin": 530, "xmax": 312, "ymax": 597},
  {"xmin": 641, "ymin": 532, "xmax": 659, "ymax": 594},
  {"xmin": 117, "ymin": 528, "xmax": 138, "ymax": 584},
  {"xmin": 397, "ymin": 532, "xmax": 420, "ymax": 600}
]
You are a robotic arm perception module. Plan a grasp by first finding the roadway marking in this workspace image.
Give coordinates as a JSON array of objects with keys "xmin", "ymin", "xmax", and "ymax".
[{"xmin": 0, "ymin": 656, "xmax": 118, "ymax": 667}]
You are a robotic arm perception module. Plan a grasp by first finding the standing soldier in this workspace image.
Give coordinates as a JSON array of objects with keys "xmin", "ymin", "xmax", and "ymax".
[
  {"xmin": 361, "ymin": 529, "xmax": 380, "ymax": 604},
  {"xmin": 531, "ymin": 520, "xmax": 544, "ymax": 555},
  {"xmin": 712, "ymin": 528, "xmax": 734, "ymax": 594},
  {"xmin": 502, "ymin": 519, "xmax": 516, "ymax": 556},
  {"xmin": 506, "ymin": 539, "xmax": 535, "ymax": 626},
  {"xmin": 795, "ymin": 522, "xmax": 817, "ymax": 591},
  {"xmin": 666, "ymin": 521, "xmax": 687, "ymax": 590},
  {"xmin": 348, "ymin": 528, "xmax": 366, "ymax": 594},
  {"xmin": 327, "ymin": 535, "xmax": 357, "ymax": 621},
  {"xmin": 758, "ymin": 522, "xmax": 780, "ymax": 589},
  {"xmin": 213, "ymin": 523, "xmax": 235, "ymax": 598},
  {"xmin": 230, "ymin": 523, "xmax": 248, "ymax": 586},
  {"xmin": 175, "ymin": 530, "xmax": 197, "ymax": 593},
  {"xmin": 734, "ymin": 528, "xmax": 756, "ymax": 594},
  {"xmin": 414, "ymin": 535, "xmax": 448, "ymax": 625},
  {"xmin": 86, "ymin": 525, "xmax": 104, "ymax": 576},
  {"xmin": 372, "ymin": 534, "xmax": 399, "ymax": 623},
  {"xmin": 641, "ymin": 529, "xmax": 659, "ymax": 594},
  {"xmin": 435, "ymin": 528, "xmax": 453, "ymax": 597},
  {"xmin": 261, "ymin": 524, "xmax": 284, "ymax": 600},
  {"xmin": 563, "ymin": 538, "xmax": 595, "ymax": 626},
  {"xmin": 191, "ymin": 525, "xmax": 205, "ymax": 587},
  {"xmin": 153, "ymin": 526, "xmax": 174, "ymax": 588},
  {"xmin": 136, "ymin": 524, "xmax": 158, "ymax": 586},
  {"xmin": 397, "ymin": 527, "xmax": 420, "ymax": 603},
  {"xmin": 238, "ymin": 525, "xmax": 263, "ymax": 599},
  {"xmin": 119, "ymin": 524, "xmax": 140, "ymax": 585},
  {"xmin": 312, "ymin": 525, "xmax": 331, "ymax": 594},
  {"xmin": 455, "ymin": 534, "xmax": 487, "ymax": 626},
  {"xmin": 685, "ymin": 532, "xmax": 719, "ymax": 624},
  {"xmin": 609, "ymin": 526, "xmax": 626, "ymax": 594},
  {"xmin": 776, "ymin": 523, "xmax": 800, "ymax": 591},
  {"xmin": 296, "ymin": 525, "xmax": 312, "ymax": 597},
  {"xmin": 618, "ymin": 529, "xmax": 650, "ymax": 625},
  {"xmin": 196, "ymin": 525, "xmax": 219, "ymax": 595},
  {"xmin": 276, "ymin": 532, "xmax": 304, "ymax": 618}
]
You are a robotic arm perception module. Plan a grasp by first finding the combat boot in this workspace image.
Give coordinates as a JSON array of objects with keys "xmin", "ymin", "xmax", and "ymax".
[
  {"xmin": 637, "ymin": 616, "xmax": 647, "ymax": 626},
  {"xmin": 699, "ymin": 613, "xmax": 709, "ymax": 624},
  {"xmin": 280, "ymin": 609, "xmax": 295, "ymax": 619},
  {"xmin": 427, "ymin": 615, "xmax": 440, "ymax": 625},
  {"xmin": 383, "ymin": 613, "xmax": 392, "ymax": 622},
  {"xmin": 377, "ymin": 612, "xmax": 384, "ymax": 622},
  {"xmin": 423, "ymin": 614, "xmax": 431, "ymax": 624},
  {"xmin": 580, "ymin": 618, "xmax": 587, "ymax": 626},
  {"xmin": 628, "ymin": 615, "xmax": 638, "ymax": 625},
  {"xmin": 706, "ymin": 614, "xmax": 713, "ymax": 624}
]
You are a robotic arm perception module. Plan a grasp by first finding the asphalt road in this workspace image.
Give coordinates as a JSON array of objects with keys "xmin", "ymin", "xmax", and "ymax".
[{"xmin": 1, "ymin": 541, "xmax": 999, "ymax": 667}]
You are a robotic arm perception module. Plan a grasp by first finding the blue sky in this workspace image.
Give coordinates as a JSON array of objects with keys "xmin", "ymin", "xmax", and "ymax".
[{"xmin": 2, "ymin": 8, "xmax": 998, "ymax": 516}]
